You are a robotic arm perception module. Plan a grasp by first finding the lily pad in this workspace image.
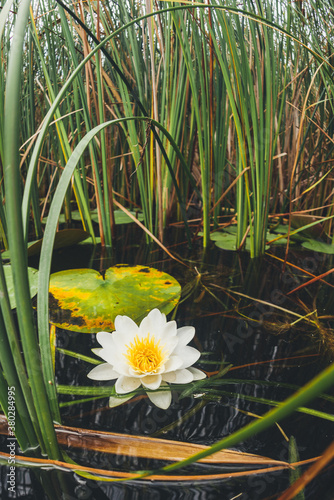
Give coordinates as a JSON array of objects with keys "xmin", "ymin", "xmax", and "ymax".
[
  {"xmin": 223, "ymin": 226, "xmax": 238, "ymax": 236},
  {"xmin": 3, "ymin": 265, "xmax": 38, "ymax": 309},
  {"xmin": 199, "ymin": 231, "xmax": 271, "ymax": 252},
  {"xmin": 113, "ymin": 209, "xmax": 144, "ymax": 225},
  {"xmin": 49, "ymin": 264, "xmax": 181, "ymax": 333},
  {"xmin": 27, "ymin": 229, "xmax": 91, "ymax": 257},
  {"xmin": 207, "ymin": 232, "xmax": 256, "ymax": 252},
  {"xmin": 199, "ymin": 231, "xmax": 247, "ymax": 251},
  {"xmin": 2, "ymin": 229, "xmax": 91, "ymax": 259},
  {"xmin": 212, "ymin": 233, "xmax": 239, "ymax": 251},
  {"xmin": 42, "ymin": 209, "xmax": 144, "ymax": 226},
  {"xmin": 272, "ymin": 224, "xmax": 314, "ymax": 243},
  {"xmin": 223, "ymin": 227, "xmax": 292, "ymax": 245},
  {"xmin": 73, "ymin": 209, "xmax": 144, "ymax": 225},
  {"xmin": 291, "ymin": 214, "xmax": 324, "ymax": 239},
  {"xmin": 78, "ymin": 236, "xmax": 102, "ymax": 246},
  {"xmin": 301, "ymin": 240, "xmax": 334, "ymax": 254},
  {"xmin": 266, "ymin": 233, "xmax": 293, "ymax": 246},
  {"xmin": 42, "ymin": 213, "xmax": 69, "ymax": 224}
]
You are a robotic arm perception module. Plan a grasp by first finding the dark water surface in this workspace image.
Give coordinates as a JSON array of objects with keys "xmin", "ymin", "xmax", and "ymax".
[{"xmin": 1, "ymin": 226, "xmax": 334, "ymax": 499}]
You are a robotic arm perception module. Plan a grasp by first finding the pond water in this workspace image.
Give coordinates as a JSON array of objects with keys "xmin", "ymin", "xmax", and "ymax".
[{"xmin": 1, "ymin": 225, "xmax": 334, "ymax": 499}]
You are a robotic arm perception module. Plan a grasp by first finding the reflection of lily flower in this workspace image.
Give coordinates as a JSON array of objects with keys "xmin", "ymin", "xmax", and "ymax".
[{"xmin": 87, "ymin": 308, "xmax": 206, "ymax": 409}]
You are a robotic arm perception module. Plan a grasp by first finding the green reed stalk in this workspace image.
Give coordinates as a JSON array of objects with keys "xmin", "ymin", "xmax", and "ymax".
[
  {"xmin": 170, "ymin": 7, "xmax": 211, "ymax": 245},
  {"xmin": 210, "ymin": 5, "xmax": 249, "ymax": 245},
  {"xmin": 95, "ymin": 37, "xmax": 114, "ymax": 247},
  {"xmin": 26, "ymin": 26, "xmax": 42, "ymax": 240},
  {"xmin": 0, "ymin": 2, "xmax": 12, "ymax": 251},
  {"xmin": 29, "ymin": 5, "xmax": 96, "ymax": 243},
  {"xmin": 3, "ymin": 0, "xmax": 60, "ymax": 459},
  {"xmin": 0, "ymin": 260, "xmax": 44, "ymax": 450}
]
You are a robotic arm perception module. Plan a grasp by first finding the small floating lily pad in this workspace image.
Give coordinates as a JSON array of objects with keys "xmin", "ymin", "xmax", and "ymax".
[
  {"xmin": 272, "ymin": 224, "xmax": 291, "ymax": 235},
  {"xmin": 78, "ymin": 236, "xmax": 102, "ymax": 246},
  {"xmin": 43, "ymin": 209, "xmax": 144, "ymax": 226},
  {"xmin": 272, "ymin": 224, "xmax": 309, "ymax": 242},
  {"xmin": 200, "ymin": 231, "xmax": 266, "ymax": 252},
  {"xmin": 27, "ymin": 229, "xmax": 90, "ymax": 257},
  {"xmin": 291, "ymin": 214, "xmax": 324, "ymax": 239},
  {"xmin": 113, "ymin": 209, "xmax": 144, "ymax": 225},
  {"xmin": 212, "ymin": 233, "xmax": 239, "ymax": 251},
  {"xmin": 301, "ymin": 240, "xmax": 334, "ymax": 254},
  {"xmin": 223, "ymin": 226, "xmax": 238, "ymax": 235},
  {"xmin": 266, "ymin": 233, "xmax": 292, "ymax": 246},
  {"xmin": 49, "ymin": 264, "xmax": 181, "ymax": 333},
  {"xmin": 72, "ymin": 209, "xmax": 143, "ymax": 225},
  {"xmin": 3, "ymin": 229, "xmax": 91, "ymax": 259},
  {"xmin": 3, "ymin": 265, "xmax": 38, "ymax": 309}
]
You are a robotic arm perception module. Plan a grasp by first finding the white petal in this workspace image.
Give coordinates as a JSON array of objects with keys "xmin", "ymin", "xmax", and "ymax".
[
  {"xmin": 128, "ymin": 365, "xmax": 165, "ymax": 377},
  {"xmin": 114, "ymin": 314, "xmax": 139, "ymax": 335},
  {"xmin": 188, "ymin": 366, "xmax": 206, "ymax": 380},
  {"xmin": 176, "ymin": 326, "xmax": 195, "ymax": 347},
  {"xmin": 162, "ymin": 368, "xmax": 194, "ymax": 384},
  {"xmin": 163, "ymin": 355, "xmax": 183, "ymax": 373},
  {"xmin": 97, "ymin": 346, "xmax": 120, "ymax": 366},
  {"xmin": 174, "ymin": 346, "xmax": 201, "ymax": 369},
  {"xmin": 148, "ymin": 308, "xmax": 166, "ymax": 325},
  {"xmin": 87, "ymin": 363, "xmax": 119, "ymax": 381},
  {"xmin": 141, "ymin": 374, "xmax": 162, "ymax": 390},
  {"xmin": 161, "ymin": 320, "xmax": 177, "ymax": 339},
  {"xmin": 146, "ymin": 386, "xmax": 172, "ymax": 409},
  {"xmin": 128, "ymin": 367, "xmax": 145, "ymax": 377},
  {"xmin": 139, "ymin": 308, "xmax": 166, "ymax": 335},
  {"xmin": 91, "ymin": 348, "xmax": 103, "ymax": 357},
  {"xmin": 96, "ymin": 331, "xmax": 115, "ymax": 349},
  {"xmin": 111, "ymin": 358, "xmax": 133, "ymax": 376},
  {"xmin": 115, "ymin": 375, "xmax": 141, "ymax": 394},
  {"xmin": 159, "ymin": 335, "xmax": 178, "ymax": 357},
  {"xmin": 112, "ymin": 317, "xmax": 139, "ymax": 352},
  {"xmin": 109, "ymin": 394, "xmax": 134, "ymax": 408},
  {"xmin": 112, "ymin": 330, "xmax": 134, "ymax": 352}
]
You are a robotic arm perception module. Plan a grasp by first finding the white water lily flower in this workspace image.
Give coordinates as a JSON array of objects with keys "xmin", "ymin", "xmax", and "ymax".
[{"xmin": 87, "ymin": 308, "xmax": 206, "ymax": 409}]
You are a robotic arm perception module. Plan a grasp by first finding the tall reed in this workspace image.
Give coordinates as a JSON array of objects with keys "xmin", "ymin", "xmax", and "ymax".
[{"xmin": 1, "ymin": 0, "xmax": 61, "ymax": 459}]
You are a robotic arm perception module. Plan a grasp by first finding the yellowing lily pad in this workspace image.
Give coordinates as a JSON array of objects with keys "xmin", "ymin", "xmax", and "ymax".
[{"xmin": 49, "ymin": 265, "xmax": 181, "ymax": 333}]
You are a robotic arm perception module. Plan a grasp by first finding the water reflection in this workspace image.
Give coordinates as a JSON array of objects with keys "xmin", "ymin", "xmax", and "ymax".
[{"xmin": 14, "ymin": 227, "xmax": 334, "ymax": 497}]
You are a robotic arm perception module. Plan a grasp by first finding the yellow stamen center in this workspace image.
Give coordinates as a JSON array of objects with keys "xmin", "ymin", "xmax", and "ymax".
[{"xmin": 125, "ymin": 334, "xmax": 165, "ymax": 374}]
